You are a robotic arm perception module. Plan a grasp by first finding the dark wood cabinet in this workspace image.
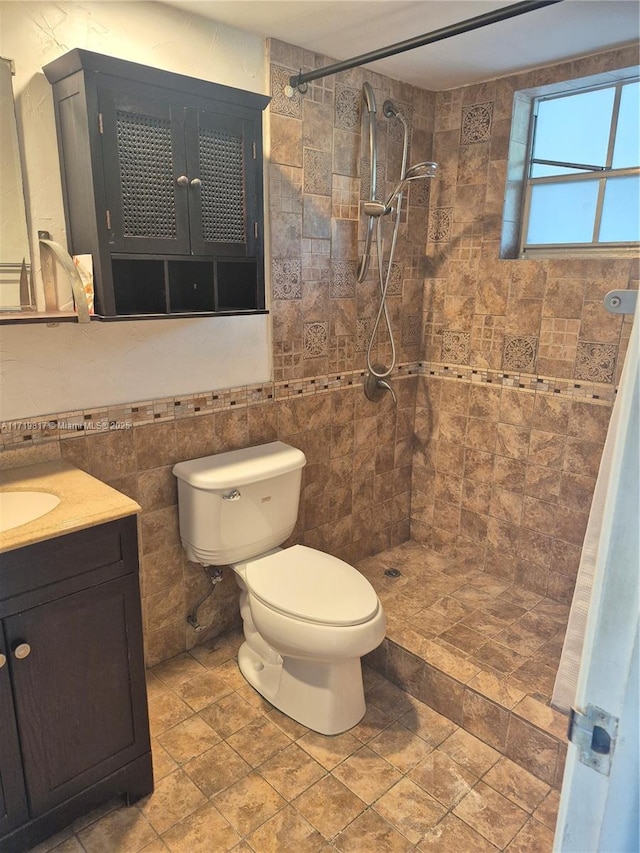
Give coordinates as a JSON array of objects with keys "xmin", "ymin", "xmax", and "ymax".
[
  {"xmin": 0, "ymin": 516, "xmax": 153, "ymax": 853},
  {"xmin": 43, "ymin": 49, "xmax": 270, "ymax": 319}
]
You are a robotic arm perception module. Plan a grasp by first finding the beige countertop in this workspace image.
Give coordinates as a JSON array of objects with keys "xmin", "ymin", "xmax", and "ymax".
[{"xmin": 0, "ymin": 460, "xmax": 140, "ymax": 553}]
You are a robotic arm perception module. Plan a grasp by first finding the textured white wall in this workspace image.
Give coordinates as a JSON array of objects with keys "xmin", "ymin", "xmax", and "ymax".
[{"xmin": 0, "ymin": 1, "xmax": 271, "ymax": 421}]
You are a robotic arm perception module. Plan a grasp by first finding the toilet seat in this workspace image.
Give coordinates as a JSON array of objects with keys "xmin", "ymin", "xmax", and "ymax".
[{"xmin": 243, "ymin": 545, "xmax": 379, "ymax": 627}]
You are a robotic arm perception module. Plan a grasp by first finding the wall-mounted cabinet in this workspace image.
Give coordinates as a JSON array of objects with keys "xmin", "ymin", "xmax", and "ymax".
[{"xmin": 43, "ymin": 49, "xmax": 270, "ymax": 319}]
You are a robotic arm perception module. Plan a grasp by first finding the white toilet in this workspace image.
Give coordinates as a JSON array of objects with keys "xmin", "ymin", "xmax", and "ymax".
[{"xmin": 173, "ymin": 441, "xmax": 386, "ymax": 735}]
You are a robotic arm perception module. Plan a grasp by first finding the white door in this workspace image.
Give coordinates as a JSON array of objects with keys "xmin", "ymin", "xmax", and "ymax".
[{"xmin": 554, "ymin": 298, "xmax": 639, "ymax": 853}]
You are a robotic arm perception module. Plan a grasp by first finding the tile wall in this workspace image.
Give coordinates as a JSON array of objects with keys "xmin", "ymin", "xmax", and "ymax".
[
  {"xmin": 409, "ymin": 43, "xmax": 639, "ymax": 603},
  {"xmin": 1, "ymin": 42, "xmax": 636, "ymax": 667}
]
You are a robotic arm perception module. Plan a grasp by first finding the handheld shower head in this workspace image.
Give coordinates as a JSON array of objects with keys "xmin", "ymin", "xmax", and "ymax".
[{"xmin": 363, "ymin": 161, "xmax": 438, "ymax": 217}]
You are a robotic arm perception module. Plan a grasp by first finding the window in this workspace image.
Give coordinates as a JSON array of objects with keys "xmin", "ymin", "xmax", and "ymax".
[{"xmin": 520, "ymin": 78, "xmax": 639, "ymax": 256}]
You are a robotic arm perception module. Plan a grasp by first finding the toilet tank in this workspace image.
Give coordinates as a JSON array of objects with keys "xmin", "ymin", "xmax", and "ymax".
[{"xmin": 173, "ymin": 441, "xmax": 306, "ymax": 565}]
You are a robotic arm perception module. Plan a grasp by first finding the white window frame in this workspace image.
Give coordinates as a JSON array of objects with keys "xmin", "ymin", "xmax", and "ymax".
[{"xmin": 499, "ymin": 66, "xmax": 640, "ymax": 261}]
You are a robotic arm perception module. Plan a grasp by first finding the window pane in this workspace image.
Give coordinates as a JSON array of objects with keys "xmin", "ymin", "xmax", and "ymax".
[
  {"xmin": 599, "ymin": 176, "xmax": 640, "ymax": 242},
  {"xmin": 612, "ymin": 82, "xmax": 640, "ymax": 168},
  {"xmin": 526, "ymin": 180, "xmax": 600, "ymax": 244},
  {"xmin": 533, "ymin": 88, "xmax": 615, "ymax": 175}
]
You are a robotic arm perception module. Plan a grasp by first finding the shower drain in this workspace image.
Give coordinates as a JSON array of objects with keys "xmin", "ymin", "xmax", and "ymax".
[{"xmin": 384, "ymin": 568, "xmax": 402, "ymax": 579}]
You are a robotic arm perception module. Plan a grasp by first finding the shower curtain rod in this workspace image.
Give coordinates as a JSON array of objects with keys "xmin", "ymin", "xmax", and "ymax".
[{"xmin": 289, "ymin": 0, "xmax": 564, "ymax": 91}]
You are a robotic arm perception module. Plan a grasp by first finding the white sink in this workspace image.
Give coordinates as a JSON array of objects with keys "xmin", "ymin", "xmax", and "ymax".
[{"xmin": 0, "ymin": 491, "xmax": 61, "ymax": 533}]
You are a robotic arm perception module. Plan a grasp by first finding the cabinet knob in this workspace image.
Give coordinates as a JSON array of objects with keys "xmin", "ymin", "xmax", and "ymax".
[
  {"xmin": 190, "ymin": 178, "xmax": 202, "ymax": 189},
  {"xmin": 14, "ymin": 643, "xmax": 31, "ymax": 660},
  {"xmin": 176, "ymin": 175, "xmax": 189, "ymax": 187},
  {"xmin": 0, "ymin": 653, "xmax": 6, "ymax": 669}
]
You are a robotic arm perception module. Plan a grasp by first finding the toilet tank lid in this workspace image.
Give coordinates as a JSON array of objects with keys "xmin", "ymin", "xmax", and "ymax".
[{"xmin": 173, "ymin": 441, "xmax": 306, "ymax": 489}]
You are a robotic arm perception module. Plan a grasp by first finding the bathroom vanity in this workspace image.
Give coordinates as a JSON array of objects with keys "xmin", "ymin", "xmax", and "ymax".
[{"xmin": 0, "ymin": 461, "xmax": 152, "ymax": 853}]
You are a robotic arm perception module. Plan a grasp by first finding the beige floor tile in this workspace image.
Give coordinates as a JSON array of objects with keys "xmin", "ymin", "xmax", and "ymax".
[
  {"xmin": 151, "ymin": 654, "xmax": 207, "ymax": 689},
  {"xmin": 366, "ymin": 679, "xmax": 418, "ymax": 719},
  {"xmin": 258, "ymin": 742, "xmax": 327, "ymax": 801},
  {"xmin": 77, "ymin": 805, "xmax": 157, "ymax": 853},
  {"xmin": 506, "ymin": 817, "xmax": 555, "ymax": 852},
  {"xmin": 333, "ymin": 810, "xmax": 413, "ymax": 853},
  {"xmin": 226, "ymin": 715, "xmax": 291, "ymax": 767},
  {"xmin": 483, "ymin": 756, "xmax": 551, "ymax": 813},
  {"xmin": 183, "ymin": 742, "xmax": 251, "ymax": 799},
  {"xmin": 297, "ymin": 729, "xmax": 360, "ymax": 769},
  {"xmin": 409, "ymin": 750, "xmax": 478, "ymax": 809},
  {"xmin": 175, "ymin": 669, "xmax": 234, "ymax": 712},
  {"xmin": 198, "ymin": 692, "xmax": 263, "ymax": 738},
  {"xmin": 417, "ymin": 813, "xmax": 499, "ymax": 852},
  {"xmin": 213, "ymin": 659, "xmax": 249, "ymax": 690},
  {"xmin": 146, "ymin": 670, "xmax": 170, "ymax": 700},
  {"xmin": 161, "ymin": 802, "xmax": 240, "ymax": 853},
  {"xmin": 368, "ymin": 721, "xmax": 435, "ymax": 772},
  {"xmin": 213, "ymin": 773, "xmax": 286, "ymax": 835},
  {"xmin": 331, "ymin": 746, "xmax": 402, "ymax": 804},
  {"xmin": 246, "ymin": 805, "xmax": 328, "ymax": 853},
  {"xmin": 140, "ymin": 841, "xmax": 170, "ymax": 852},
  {"xmin": 438, "ymin": 728, "xmax": 501, "ymax": 776},
  {"xmin": 373, "ymin": 777, "xmax": 447, "ymax": 844},
  {"xmin": 350, "ymin": 702, "xmax": 396, "ymax": 743},
  {"xmin": 157, "ymin": 715, "xmax": 221, "ymax": 765},
  {"xmin": 151, "ymin": 742, "xmax": 179, "ymax": 781},
  {"xmin": 453, "ymin": 781, "xmax": 529, "ymax": 848},
  {"xmin": 292, "ymin": 775, "xmax": 366, "ymax": 839},
  {"xmin": 398, "ymin": 702, "xmax": 458, "ymax": 747},
  {"xmin": 39, "ymin": 839, "xmax": 84, "ymax": 853},
  {"xmin": 533, "ymin": 789, "xmax": 561, "ymax": 831},
  {"xmin": 188, "ymin": 633, "xmax": 243, "ymax": 670},
  {"xmin": 147, "ymin": 691, "xmax": 195, "ymax": 738},
  {"xmin": 235, "ymin": 682, "xmax": 274, "ymax": 712},
  {"xmin": 139, "ymin": 770, "xmax": 207, "ymax": 835},
  {"xmin": 71, "ymin": 798, "xmax": 121, "ymax": 832},
  {"xmin": 264, "ymin": 706, "xmax": 309, "ymax": 740}
]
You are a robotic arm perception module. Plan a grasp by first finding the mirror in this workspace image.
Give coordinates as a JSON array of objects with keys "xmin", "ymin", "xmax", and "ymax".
[{"xmin": 0, "ymin": 57, "xmax": 32, "ymax": 311}]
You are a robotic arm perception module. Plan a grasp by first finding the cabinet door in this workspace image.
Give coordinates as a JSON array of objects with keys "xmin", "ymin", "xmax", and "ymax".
[
  {"xmin": 0, "ymin": 627, "xmax": 28, "ymax": 836},
  {"xmin": 185, "ymin": 108, "xmax": 261, "ymax": 258},
  {"xmin": 5, "ymin": 575, "xmax": 149, "ymax": 817},
  {"xmin": 99, "ymin": 87, "xmax": 191, "ymax": 255}
]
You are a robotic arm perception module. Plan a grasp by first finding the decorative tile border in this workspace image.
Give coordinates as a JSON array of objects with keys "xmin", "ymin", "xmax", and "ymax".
[{"xmin": 1, "ymin": 359, "xmax": 617, "ymax": 450}]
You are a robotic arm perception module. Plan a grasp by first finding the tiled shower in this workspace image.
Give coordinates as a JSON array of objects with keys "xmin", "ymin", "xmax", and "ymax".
[{"xmin": 2, "ymin": 37, "xmax": 636, "ymax": 683}]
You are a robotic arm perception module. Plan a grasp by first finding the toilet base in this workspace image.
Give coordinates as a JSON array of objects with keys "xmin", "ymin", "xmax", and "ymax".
[{"xmin": 237, "ymin": 641, "xmax": 366, "ymax": 735}]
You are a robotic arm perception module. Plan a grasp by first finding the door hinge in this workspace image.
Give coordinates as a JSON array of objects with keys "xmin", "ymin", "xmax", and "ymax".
[
  {"xmin": 106, "ymin": 209, "xmax": 112, "ymax": 230},
  {"xmin": 98, "ymin": 113, "xmax": 104, "ymax": 134},
  {"xmin": 252, "ymin": 141, "xmax": 257, "ymax": 159},
  {"xmin": 568, "ymin": 704, "xmax": 618, "ymax": 776}
]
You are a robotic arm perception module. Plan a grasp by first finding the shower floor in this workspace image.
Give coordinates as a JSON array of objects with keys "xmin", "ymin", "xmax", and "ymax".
[{"xmin": 357, "ymin": 540, "xmax": 570, "ymax": 790}]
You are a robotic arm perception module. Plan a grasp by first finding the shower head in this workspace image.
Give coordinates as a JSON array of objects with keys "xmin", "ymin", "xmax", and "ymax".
[{"xmin": 363, "ymin": 161, "xmax": 438, "ymax": 217}]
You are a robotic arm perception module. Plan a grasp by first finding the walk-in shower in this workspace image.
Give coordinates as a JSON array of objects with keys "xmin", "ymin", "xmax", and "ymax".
[{"xmin": 359, "ymin": 82, "xmax": 437, "ymax": 404}]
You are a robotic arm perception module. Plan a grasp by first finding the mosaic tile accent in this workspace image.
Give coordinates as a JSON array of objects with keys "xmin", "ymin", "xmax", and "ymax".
[
  {"xmin": 428, "ymin": 208, "xmax": 453, "ymax": 243},
  {"xmin": 330, "ymin": 261, "xmax": 357, "ymax": 298},
  {"xmin": 302, "ymin": 148, "xmax": 332, "ymax": 196},
  {"xmin": 574, "ymin": 342, "xmax": 617, "ymax": 384},
  {"xmin": 356, "ymin": 317, "xmax": 374, "ymax": 353},
  {"xmin": 382, "ymin": 261, "xmax": 403, "ymax": 296},
  {"xmin": 401, "ymin": 314, "xmax": 422, "ymax": 347},
  {"xmin": 334, "ymin": 85, "xmax": 361, "ymax": 131},
  {"xmin": 303, "ymin": 322, "xmax": 329, "ymax": 357},
  {"xmin": 442, "ymin": 331, "xmax": 471, "ymax": 364},
  {"xmin": 409, "ymin": 179, "xmax": 431, "ymax": 208},
  {"xmin": 461, "ymin": 102, "xmax": 494, "ymax": 144},
  {"xmin": 272, "ymin": 258, "xmax": 302, "ymax": 299},
  {"xmin": 503, "ymin": 335, "xmax": 538, "ymax": 372},
  {"xmin": 269, "ymin": 65, "xmax": 303, "ymax": 118},
  {"xmin": 538, "ymin": 318, "xmax": 580, "ymax": 361}
]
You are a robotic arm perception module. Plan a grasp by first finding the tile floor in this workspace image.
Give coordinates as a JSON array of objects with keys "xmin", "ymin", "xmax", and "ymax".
[{"xmin": 29, "ymin": 628, "xmax": 560, "ymax": 853}]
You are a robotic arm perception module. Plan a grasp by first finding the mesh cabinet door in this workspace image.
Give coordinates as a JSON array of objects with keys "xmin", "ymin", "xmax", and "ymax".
[
  {"xmin": 185, "ymin": 108, "xmax": 260, "ymax": 258},
  {"xmin": 99, "ymin": 88, "xmax": 191, "ymax": 255}
]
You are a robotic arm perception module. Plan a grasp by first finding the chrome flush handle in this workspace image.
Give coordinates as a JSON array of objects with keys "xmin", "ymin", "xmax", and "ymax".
[{"xmin": 223, "ymin": 489, "xmax": 241, "ymax": 502}]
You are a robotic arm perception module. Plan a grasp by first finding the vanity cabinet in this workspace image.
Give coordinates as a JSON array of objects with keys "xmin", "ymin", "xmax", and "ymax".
[
  {"xmin": 0, "ymin": 515, "xmax": 152, "ymax": 853},
  {"xmin": 43, "ymin": 49, "xmax": 270, "ymax": 318}
]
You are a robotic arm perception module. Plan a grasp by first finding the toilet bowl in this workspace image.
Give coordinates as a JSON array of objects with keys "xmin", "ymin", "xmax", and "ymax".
[{"xmin": 173, "ymin": 442, "xmax": 386, "ymax": 735}]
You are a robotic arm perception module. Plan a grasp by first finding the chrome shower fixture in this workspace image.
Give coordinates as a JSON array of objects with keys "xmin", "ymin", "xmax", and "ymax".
[{"xmin": 363, "ymin": 161, "xmax": 438, "ymax": 217}]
